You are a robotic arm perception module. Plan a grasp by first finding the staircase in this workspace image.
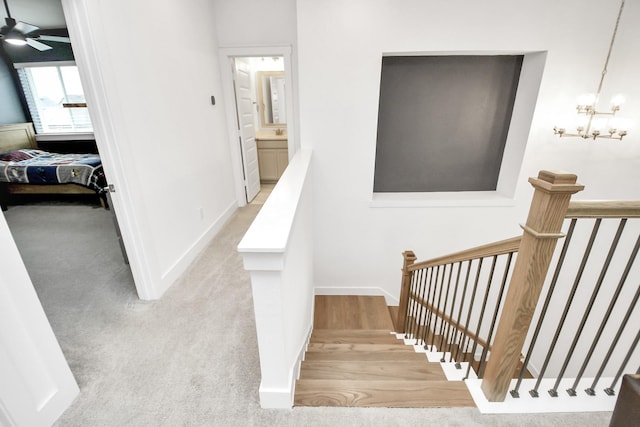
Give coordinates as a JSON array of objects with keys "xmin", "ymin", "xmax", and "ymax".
[
  {"xmin": 243, "ymin": 166, "xmax": 640, "ymax": 412},
  {"xmin": 294, "ymin": 296, "xmax": 475, "ymax": 407}
]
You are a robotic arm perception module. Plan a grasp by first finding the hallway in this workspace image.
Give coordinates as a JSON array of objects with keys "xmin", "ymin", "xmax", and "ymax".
[{"xmin": 3, "ymin": 196, "xmax": 611, "ymax": 425}]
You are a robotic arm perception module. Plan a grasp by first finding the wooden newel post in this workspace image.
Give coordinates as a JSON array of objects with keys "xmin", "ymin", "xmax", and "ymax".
[
  {"xmin": 396, "ymin": 250, "xmax": 417, "ymax": 333},
  {"xmin": 481, "ymin": 171, "xmax": 584, "ymax": 402}
]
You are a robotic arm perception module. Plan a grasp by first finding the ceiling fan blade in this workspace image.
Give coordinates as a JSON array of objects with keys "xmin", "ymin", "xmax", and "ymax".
[
  {"xmin": 37, "ymin": 35, "xmax": 71, "ymax": 43},
  {"xmin": 26, "ymin": 38, "xmax": 53, "ymax": 51},
  {"xmin": 14, "ymin": 21, "xmax": 40, "ymax": 35}
]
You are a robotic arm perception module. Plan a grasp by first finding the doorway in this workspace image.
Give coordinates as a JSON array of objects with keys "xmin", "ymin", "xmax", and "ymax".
[{"xmin": 219, "ymin": 47, "xmax": 297, "ymax": 207}]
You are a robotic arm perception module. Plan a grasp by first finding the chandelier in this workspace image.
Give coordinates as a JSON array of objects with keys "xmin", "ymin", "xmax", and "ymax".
[{"xmin": 553, "ymin": 0, "xmax": 629, "ymax": 140}]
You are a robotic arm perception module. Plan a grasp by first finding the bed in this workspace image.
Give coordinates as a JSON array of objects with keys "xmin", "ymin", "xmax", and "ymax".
[{"xmin": 0, "ymin": 123, "xmax": 107, "ymax": 210}]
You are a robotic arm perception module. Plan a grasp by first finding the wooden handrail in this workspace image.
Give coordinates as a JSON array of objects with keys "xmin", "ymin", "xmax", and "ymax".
[
  {"xmin": 409, "ymin": 290, "xmax": 490, "ymax": 350},
  {"xmin": 566, "ymin": 200, "xmax": 640, "ymax": 218},
  {"xmin": 398, "ymin": 237, "xmax": 520, "ymax": 335},
  {"xmin": 396, "ymin": 175, "xmax": 640, "ymax": 402},
  {"xmin": 408, "ymin": 236, "xmax": 521, "ymax": 272}
]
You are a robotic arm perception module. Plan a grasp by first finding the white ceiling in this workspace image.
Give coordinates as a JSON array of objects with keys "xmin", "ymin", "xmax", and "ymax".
[{"xmin": 1, "ymin": 0, "xmax": 66, "ymax": 29}]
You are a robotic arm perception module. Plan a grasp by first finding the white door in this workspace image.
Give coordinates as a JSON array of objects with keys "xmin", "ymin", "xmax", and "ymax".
[
  {"xmin": 0, "ymin": 214, "xmax": 79, "ymax": 427},
  {"xmin": 232, "ymin": 58, "xmax": 261, "ymax": 203}
]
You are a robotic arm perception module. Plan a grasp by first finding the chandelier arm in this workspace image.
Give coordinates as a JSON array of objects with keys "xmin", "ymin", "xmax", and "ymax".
[
  {"xmin": 584, "ymin": 113, "xmax": 594, "ymax": 137},
  {"xmin": 593, "ymin": 0, "xmax": 625, "ymax": 103}
]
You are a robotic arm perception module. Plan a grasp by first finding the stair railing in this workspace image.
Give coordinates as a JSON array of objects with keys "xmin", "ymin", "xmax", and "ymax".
[
  {"xmin": 398, "ymin": 172, "xmax": 584, "ymax": 383},
  {"xmin": 508, "ymin": 200, "xmax": 640, "ymax": 400},
  {"xmin": 398, "ymin": 170, "xmax": 640, "ymax": 405},
  {"xmin": 397, "ymin": 237, "xmax": 521, "ymax": 380}
]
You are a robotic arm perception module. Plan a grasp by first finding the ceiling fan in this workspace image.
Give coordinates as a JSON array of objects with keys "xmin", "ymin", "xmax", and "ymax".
[{"xmin": 0, "ymin": 0, "xmax": 71, "ymax": 51}]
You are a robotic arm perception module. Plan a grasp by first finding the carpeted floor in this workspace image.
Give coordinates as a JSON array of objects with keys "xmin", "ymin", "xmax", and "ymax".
[{"xmin": 3, "ymin": 199, "xmax": 612, "ymax": 426}]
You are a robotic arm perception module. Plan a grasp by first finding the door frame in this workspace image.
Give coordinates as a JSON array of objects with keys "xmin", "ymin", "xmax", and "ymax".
[{"xmin": 218, "ymin": 46, "xmax": 297, "ymax": 207}]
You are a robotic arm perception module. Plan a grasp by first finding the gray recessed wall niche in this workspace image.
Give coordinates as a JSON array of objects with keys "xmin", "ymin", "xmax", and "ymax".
[{"xmin": 373, "ymin": 55, "xmax": 523, "ymax": 193}]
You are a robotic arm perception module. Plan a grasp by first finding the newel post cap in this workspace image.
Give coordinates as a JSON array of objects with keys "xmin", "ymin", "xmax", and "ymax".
[
  {"xmin": 528, "ymin": 170, "xmax": 585, "ymax": 194},
  {"xmin": 402, "ymin": 250, "xmax": 417, "ymax": 262}
]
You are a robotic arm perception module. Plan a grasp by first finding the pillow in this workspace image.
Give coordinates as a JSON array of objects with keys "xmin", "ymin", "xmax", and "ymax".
[{"xmin": 0, "ymin": 150, "xmax": 34, "ymax": 162}]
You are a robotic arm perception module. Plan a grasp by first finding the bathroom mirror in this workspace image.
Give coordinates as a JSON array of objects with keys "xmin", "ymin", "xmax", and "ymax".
[{"xmin": 257, "ymin": 71, "xmax": 287, "ymax": 128}]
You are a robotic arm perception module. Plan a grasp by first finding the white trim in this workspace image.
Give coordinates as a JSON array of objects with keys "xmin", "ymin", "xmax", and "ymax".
[
  {"xmin": 257, "ymin": 303, "xmax": 312, "ymax": 409},
  {"xmin": 161, "ymin": 201, "xmax": 236, "ymax": 282},
  {"xmin": 370, "ymin": 191, "xmax": 517, "ymax": 208},
  {"xmin": 258, "ymin": 386, "xmax": 295, "ymax": 409},
  {"xmin": 393, "ymin": 333, "xmax": 617, "ymax": 414},
  {"xmin": 370, "ymin": 50, "xmax": 547, "ymax": 206},
  {"xmin": 496, "ymin": 51, "xmax": 547, "ymax": 197},
  {"xmin": 238, "ymin": 149, "xmax": 311, "ymax": 254},
  {"xmin": 441, "ymin": 361, "xmax": 477, "ymax": 381},
  {"xmin": 382, "ymin": 50, "xmax": 542, "ymax": 57},
  {"xmin": 35, "ymin": 133, "xmax": 95, "ymax": 141},
  {"xmin": 297, "ymin": 319, "xmax": 314, "ymax": 373},
  {"xmin": 466, "ymin": 377, "xmax": 618, "ymax": 414},
  {"xmin": 13, "ymin": 61, "xmax": 77, "ymax": 68},
  {"xmin": 241, "ymin": 252, "xmax": 286, "ymax": 270},
  {"xmin": 218, "ymin": 45, "xmax": 297, "ymax": 208},
  {"xmin": 314, "ymin": 286, "xmax": 399, "ymax": 306},
  {"xmin": 61, "ymin": 0, "xmax": 156, "ymax": 299}
]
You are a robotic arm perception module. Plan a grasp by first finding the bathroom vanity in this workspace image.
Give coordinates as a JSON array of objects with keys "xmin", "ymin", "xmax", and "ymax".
[{"xmin": 256, "ymin": 130, "xmax": 288, "ymax": 183}]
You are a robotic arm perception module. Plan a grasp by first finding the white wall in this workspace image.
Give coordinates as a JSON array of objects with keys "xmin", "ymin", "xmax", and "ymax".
[
  {"xmin": 296, "ymin": 0, "xmax": 640, "ymax": 301},
  {"xmin": 212, "ymin": 0, "xmax": 297, "ymax": 47},
  {"xmin": 63, "ymin": 0, "xmax": 237, "ymax": 298}
]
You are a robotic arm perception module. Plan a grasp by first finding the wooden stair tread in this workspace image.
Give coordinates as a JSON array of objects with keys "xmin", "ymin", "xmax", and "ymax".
[
  {"xmin": 312, "ymin": 329, "xmax": 398, "ymax": 336},
  {"xmin": 294, "ymin": 379, "xmax": 475, "ymax": 407},
  {"xmin": 306, "ymin": 343, "xmax": 415, "ymax": 353},
  {"xmin": 296, "ymin": 296, "xmax": 477, "ymax": 409},
  {"xmin": 311, "ymin": 329, "xmax": 401, "ymax": 344},
  {"xmin": 314, "ymin": 295, "xmax": 394, "ymax": 330},
  {"xmin": 304, "ymin": 350, "xmax": 426, "ymax": 362},
  {"xmin": 300, "ymin": 360, "xmax": 446, "ymax": 381}
]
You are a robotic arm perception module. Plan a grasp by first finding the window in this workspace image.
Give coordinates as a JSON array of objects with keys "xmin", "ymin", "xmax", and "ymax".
[
  {"xmin": 373, "ymin": 55, "xmax": 523, "ymax": 194},
  {"xmin": 15, "ymin": 62, "xmax": 93, "ymax": 135}
]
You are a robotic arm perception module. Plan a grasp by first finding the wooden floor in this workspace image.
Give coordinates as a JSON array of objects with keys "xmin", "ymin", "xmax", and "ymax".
[
  {"xmin": 313, "ymin": 295, "xmax": 395, "ymax": 330},
  {"xmin": 295, "ymin": 296, "xmax": 476, "ymax": 408}
]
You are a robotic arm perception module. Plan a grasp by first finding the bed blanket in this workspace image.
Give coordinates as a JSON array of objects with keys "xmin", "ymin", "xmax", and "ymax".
[{"xmin": 0, "ymin": 149, "xmax": 107, "ymax": 193}]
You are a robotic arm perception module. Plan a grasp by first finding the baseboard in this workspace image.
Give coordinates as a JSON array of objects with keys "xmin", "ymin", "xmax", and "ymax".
[
  {"xmin": 259, "ymin": 323, "xmax": 312, "ymax": 409},
  {"xmin": 294, "ymin": 325, "xmax": 313, "ymax": 377},
  {"xmin": 467, "ymin": 377, "xmax": 619, "ymax": 414},
  {"xmin": 258, "ymin": 385, "xmax": 295, "ymax": 409},
  {"xmin": 157, "ymin": 201, "xmax": 237, "ymax": 295},
  {"xmin": 314, "ymin": 286, "xmax": 399, "ymax": 306}
]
